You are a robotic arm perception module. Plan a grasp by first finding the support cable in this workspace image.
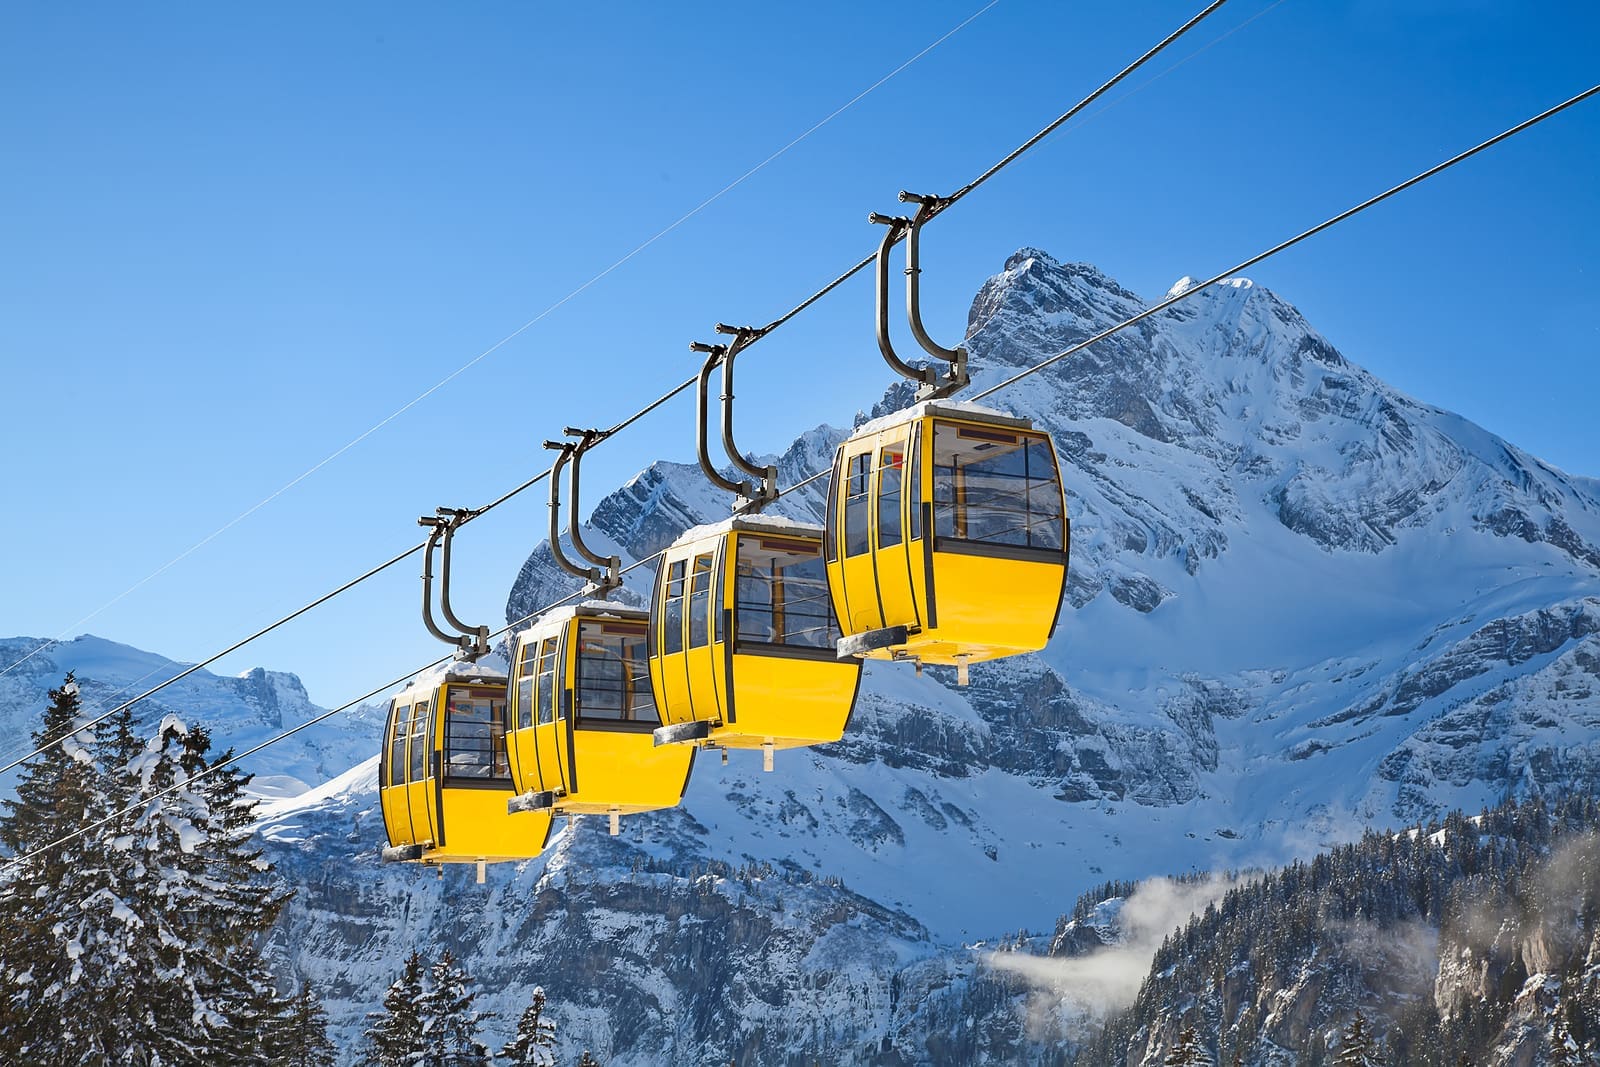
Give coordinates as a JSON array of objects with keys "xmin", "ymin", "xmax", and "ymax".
[
  {"xmin": 0, "ymin": 555, "xmax": 662, "ymax": 879},
  {"xmin": 0, "ymin": 0, "xmax": 1234, "ymax": 767},
  {"xmin": 0, "ymin": 0, "xmax": 1004, "ymax": 687},
  {"xmin": 784, "ymin": 84, "xmax": 1600, "ymax": 474},
  {"xmin": 11, "ymin": 84, "xmax": 1598, "ymax": 875}
]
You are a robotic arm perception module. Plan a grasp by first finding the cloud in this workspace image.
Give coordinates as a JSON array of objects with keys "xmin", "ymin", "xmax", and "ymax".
[{"xmin": 983, "ymin": 873, "xmax": 1254, "ymax": 1038}]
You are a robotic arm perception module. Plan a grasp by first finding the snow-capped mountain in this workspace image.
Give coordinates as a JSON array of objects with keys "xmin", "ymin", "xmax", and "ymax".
[
  {"xmin": 0, "ymin": 634, "xmax": 382, "ymax": 799},
  {"xmin": 28, "ymin": 248, "xmax": 1600, "ymax": 1063}
]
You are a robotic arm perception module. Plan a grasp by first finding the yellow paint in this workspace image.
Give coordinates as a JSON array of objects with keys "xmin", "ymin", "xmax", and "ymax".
[
  {"xmin": 506, "ymin": 606, "xmax": 695, "ymax": 819},
  {"xmin": 378, "ymin": 681, "xmax": 552, "ymax": 866},
  {"xmin": 653, "ymin": 521, "xmax": 861, "ymax": 752},
  {"xmin": 826, "ymin": 409, "xmax": 1070, "ymax": 668}
]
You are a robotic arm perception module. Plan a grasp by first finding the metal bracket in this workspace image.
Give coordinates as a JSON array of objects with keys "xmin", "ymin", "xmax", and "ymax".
[
  {"xmin": 418, "ymin": 507, "xmax": 491, "ymax": 661},
  {"xmin": 542, "ymin": 430, "xmax": 621, "ymax": 598},
  {"xmin": 381, "ymin": 843, "xmax": 426, "ymax": 863},
  {"xmin": 689, "ymin": 324, "xmax": 778, "ymax": 514},
  {"xmin": 869, "ymin": 192, "xmax": 969, "ymax": 401},
  {"xmin": 508, "ymin": 789, "xmax": 558, "ymax": 815},
  {"xmin": 837, "ymin": 624, "xmax": 910, "ymax": 660},
  {"xmin": 653, "ymin": 720, "xmax": 713, "ymax": 747}
]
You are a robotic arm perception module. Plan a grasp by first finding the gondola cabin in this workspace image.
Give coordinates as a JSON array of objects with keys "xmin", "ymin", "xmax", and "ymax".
[
  {"xmin": 649, "ymin": 515, "xmax": 862, "ymax": 765},
  {"xmin": 824, "ymin": 401, "xmax": 1069, "ymax": 679},
  {"xmin": 505, "ymin": 604, "xmax": 695, "ymax": 831},
  {"xmin": 379, "ymin": 661, "xmax": 552, "ymax": 870}
]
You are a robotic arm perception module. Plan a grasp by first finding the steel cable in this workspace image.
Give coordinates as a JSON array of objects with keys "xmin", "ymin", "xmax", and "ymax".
[
  {"xmin": 0, "ymin": 0, "xmax": 1232, "ymax": 772},
  {"xmin": 11, "ymin": 80, "xmax": 1600, "ymax": 876}
]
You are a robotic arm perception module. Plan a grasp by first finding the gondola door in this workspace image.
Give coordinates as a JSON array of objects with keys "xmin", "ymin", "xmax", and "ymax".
[
  {"xmin": 682, "ymin": 547, "xmax": 725, "ymax": 730},
  {"xmin": 871, "ymin": 426, "xmax": 920, "ymax": 632},
  {"xmin": 833, "ymin": 440, "xmax": 883, "ymax": 633},
  {"xmin": 527, "ymin": 632, "xmax": 570, "ymax": 800},
  {"xmin": 405, "ymin": 693, "xmax": 437, "ymax": 847}
]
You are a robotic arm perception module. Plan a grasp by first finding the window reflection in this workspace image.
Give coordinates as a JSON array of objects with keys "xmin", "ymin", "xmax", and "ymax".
[
  {"xmin": 735, "ymin": 535, "xmax": 839, "ymax": 650},
  {"xmin": 933, "ymin": 425, "xmax": 1063, "ymax": 551},
  {"xmin": 575, "ymin": 623, "xmax": 657, "ymax": 724},
  {"xmin": 443, "ymin": 686, "xmax": 510, "ymax": 781}
]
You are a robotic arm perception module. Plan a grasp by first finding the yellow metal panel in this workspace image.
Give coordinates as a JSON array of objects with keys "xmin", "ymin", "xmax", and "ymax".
[
  {"xmin": 714, "ymin": 652, "xmax": 858, "ymax": 749},
  {"xmin": 558, "ymin": 727, "xmax": 693, "ymax": 814},
  {"xmin": 379, "ymin": 786, "xmax": 409, "ymax": 847},
  {"xmin": 836, "ymin": 440, "xmax": 882, "ymax": 634},
  {"xmin": 873, "ymin": 430, "xmax": 918, "ymax": 632},
  {"xmin": 425, "ymin": 785, "xmax": 552, "ymax": 864},
  {"xmin": 886, "ymin": 551, "xmax": 1064, "ymax": 665}
]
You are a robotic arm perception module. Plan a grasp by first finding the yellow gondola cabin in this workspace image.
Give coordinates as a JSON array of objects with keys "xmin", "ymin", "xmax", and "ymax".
[
  {"xmin": 505, "ymin": 603, "xmax": 695, "ymax": 833},
  {"xmin": 379, "ymin": 660, "xmax": 553, "ymax": 869},
  {"xmin": 824, "ymin": 400, "xmax": 1069, "ymax": 681},
  {"xmin": 649, "ymin": 515, "xmax": 861, "ymax": 766}
]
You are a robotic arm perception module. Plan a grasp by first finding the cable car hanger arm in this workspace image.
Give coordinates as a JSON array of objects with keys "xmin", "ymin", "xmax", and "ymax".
[
  {"xmin": 543, "ymin": 432, "xmax": 622, "ymax": 595},
  {"xmin": 714, "ymin": 323, "xmax": 778, "ymax": 512}
]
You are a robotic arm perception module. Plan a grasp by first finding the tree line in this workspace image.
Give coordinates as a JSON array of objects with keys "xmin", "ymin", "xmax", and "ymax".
[
  {"xmin": 0, "ymin": 674, "xmax": 337, "ymax": 1064},
  {"xmin": 1069, "ymin": 794, "xmax": 1600, "ymax": 1065},
  {"xmin": 0, "ymin": 675, "xmax": 608, "ymax": 1066}
]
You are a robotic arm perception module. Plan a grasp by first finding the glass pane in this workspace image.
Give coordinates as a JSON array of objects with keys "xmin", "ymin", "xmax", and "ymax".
[
  {"xmin": 824, "ymin": 452, "xmax": 841, "ymax": 563},
  {"xmin": 537, "ymin": 639, "xmax": 557, "ymax": 725},
  {"xmin": 844, "ymin": 453, "xmax": 871, "ymax": 557},
  {"xmin": 663, "ymin": 560, "xmax": 686, "ymax": 655},
  {"xmin": 908, "ymin": 428, "xmax": 923, "ymax": 541},
  {"xmin": 688, "ymin": 554, "xmax": 712, "ymax": 649},
  {"xmin": 516, "ymin": 643, "xmax": 538, "ymax": 729},
  {"xmin": 388, "ymin": 702, "xmax": 410, "ymax": 786},
  {"xmin": 735, "ymin": 536, "xmax": 840, "ymax": 650},
  {"xmin": 712, "ymin": 553, "xmax": 725, "ymax": 645},
  {"xmin": 491, "ymin": 698, "xmax": 509, "ymax": 777},
  {"xmin": 878, "ymin": 448, "xmax": 903, "ymax": 548},
  {"xmin": 442, "ymin": 688, "xmax": 509, "ymax": 782},
  {"xmin": 575, "ymin": 624, "xmax": 658, "ymax": 724},
  {"xmin": 933, "ymin": 424, "xmax": 1064, "ymax": 550},
  {"xmin": 408, "ymin": 700, "xmax": 430, "ymax": 783}
]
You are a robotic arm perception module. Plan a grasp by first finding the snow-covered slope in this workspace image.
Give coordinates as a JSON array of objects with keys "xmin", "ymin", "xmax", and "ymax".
[
  {"xmin": 0, "ymin": 634, "xmax": 382, "ymax": 798},
  {"xmin": 95, "ymin": 249, "xmax": 1600, "ymax": 1062}
]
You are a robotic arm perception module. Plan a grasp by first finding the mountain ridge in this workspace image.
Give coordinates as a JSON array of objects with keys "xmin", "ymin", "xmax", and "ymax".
[{"xmin": 9, "ymin": 245, "xmax": 1597, "ymax": 1063}]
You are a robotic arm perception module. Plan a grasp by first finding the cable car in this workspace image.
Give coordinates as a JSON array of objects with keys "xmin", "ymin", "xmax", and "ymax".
[
  {"xmin": 649, "ymin": 514, "xmax": 861, "ymax": 767},
  {"xmin": 502, "ymin": 433, "xmax": 696, "ymax": 832},
  {"xmin": 381, "ymin": 509, "xmax": 552, "ymax": 874},
  {"xmin": 379, "ymin": 660, "xmax": 553, "ymax": 870},
  {"xmin": 822, "ymin": 192, "xmax": 1069, "ymax": 681},
  {"xmin": 825, "ymin": 401, "xmax": 1068, "ymax": 680},
  {"xmin": 646, "ymin": 326, "xmax": 862, "ymax": 767},
  {"xmin": 504, "ymin": 603, "xmax": 695, "ymax": 831}
]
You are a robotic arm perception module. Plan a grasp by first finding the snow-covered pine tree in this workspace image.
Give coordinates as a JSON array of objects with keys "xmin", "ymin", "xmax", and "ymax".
[
  {"xmin": 501, "ymin": 985, "xmax": 559, "ymax": 1066},
  {"xmin": 179, "ymin": 729, "xmax": 296, "ymax": 1054},
  {"xmin": 106, "ymin": 715, "xmax": 296, "ymax": 1063},
  {"xmin": 1164, "ymin": 1025, "xmax": 1209, "ymax": 1066},
  {"xmin": 366, "ymin": 950, "xmax": 427, "ymax": 1066},
  {"xmin": 0, "ymin": 674, "xmax": 108, "ymax": 1061},
  {"xmin": 1334, "ymin": 1010, "xmax": 1379, "ymax": 1066},
  {"xmin": 421, "ymin": 948, "xmax": 492, "ymax": 1064},
  {"xmin": 576, "ymin": 1051, "xmax": 602, "ymax": 1067},
  {"xmin": 264, "ymin": 982, "xmax": 337, "ymax": 1067}
]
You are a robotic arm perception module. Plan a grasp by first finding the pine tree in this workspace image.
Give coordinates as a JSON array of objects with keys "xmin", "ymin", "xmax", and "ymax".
[
  {"xmin": 501, "ymin": 985, "xmax": 560, "ymax": 1066},
  {"xmin": 1335, "ymin": 1010, "xmax": 1379, "ymax": 1066},
  {"xmin": 576, "ymin": 1052, "xmax": 603, "ymax": 1067},
  {"xmin": 265, "ymin": 982, "xmax": 338, "ymax": 1067},
  {"xmin": 0, "ymin": 671, "xmax": 104, "ymax": 1062},
  {"xmin": 1165, "ymin": 1025, "xmax": 1209, "ymax": 1066},
  {"xmin": 421, "ymin": 949, "xmax": 492, "ymax": 1065},
  {"xmin": 367, "ymin": 951, "xmax": 427, "ymax": 1067}
]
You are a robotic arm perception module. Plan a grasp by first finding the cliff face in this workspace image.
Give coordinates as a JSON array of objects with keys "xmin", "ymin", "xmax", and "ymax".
[
  {"xmin": 1064, "ymin": 799, "xmax": 1600, "ymax": 1066},
  {"xmin": 249, "ymin": 248, "xmax": 1600, "ymax": 1064}
]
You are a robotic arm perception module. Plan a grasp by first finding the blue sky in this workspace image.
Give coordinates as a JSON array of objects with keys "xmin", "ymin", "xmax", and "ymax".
[{"xmin": 2, "ymin": 1, "xmax": 1596, "ymax": 707}]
